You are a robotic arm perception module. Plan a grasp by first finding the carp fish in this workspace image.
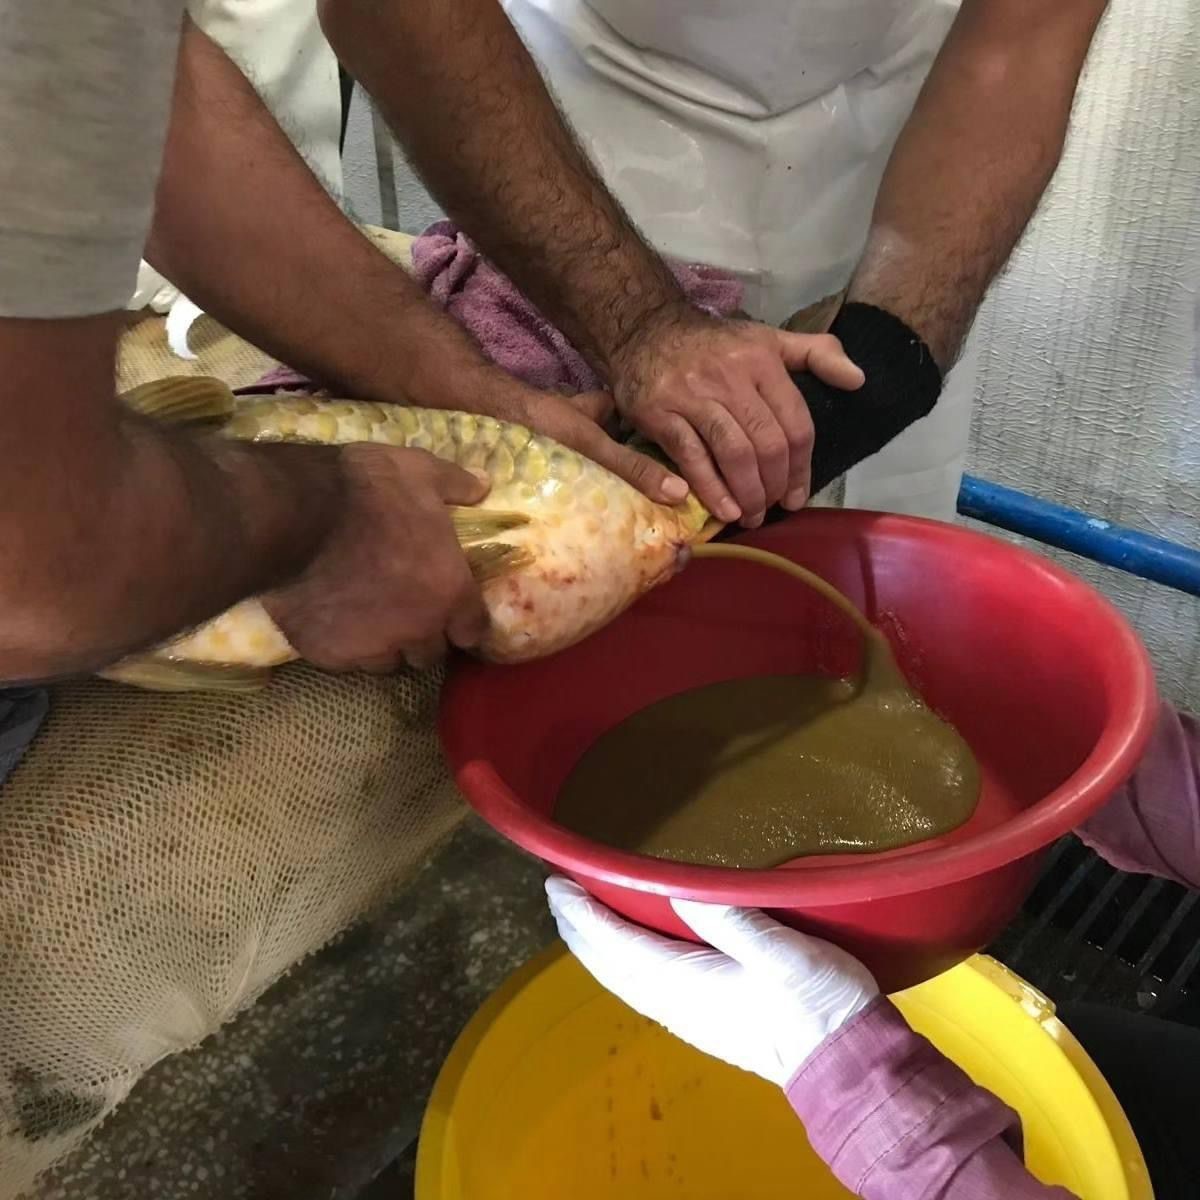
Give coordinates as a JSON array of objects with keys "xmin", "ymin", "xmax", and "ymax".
[{"xmin": 104, "ymin": 377, "xmax": 718, "ymax": 691}]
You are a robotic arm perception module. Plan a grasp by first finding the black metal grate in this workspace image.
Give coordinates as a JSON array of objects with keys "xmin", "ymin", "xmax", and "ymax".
[{"xmin": 991, "ymin": 838, "xmax": 1200, "ymax": 1026}]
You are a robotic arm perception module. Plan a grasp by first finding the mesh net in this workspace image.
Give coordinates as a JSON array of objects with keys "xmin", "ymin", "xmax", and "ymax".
[
  {"xmin": 115, "ymin": 311, "xmax": 281, "ymax": 395},
  {"xmin": 0, "ymin": 222, "xmax": 461, "ymax": 1197},
  {"xmin": 0, "ymin": 664, "xmax": 464, "ymax": 1196}
]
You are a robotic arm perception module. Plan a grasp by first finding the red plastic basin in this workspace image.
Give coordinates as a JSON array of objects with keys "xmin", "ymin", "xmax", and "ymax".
[{"xmin": 440, "ymin": 511, "xmax": 1157, "ymax": 991}]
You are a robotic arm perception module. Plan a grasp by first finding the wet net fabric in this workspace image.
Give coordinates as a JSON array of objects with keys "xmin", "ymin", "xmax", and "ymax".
[{"xmin": 0, "ymin": 664, "xmax": 464, "ymax": 1196}]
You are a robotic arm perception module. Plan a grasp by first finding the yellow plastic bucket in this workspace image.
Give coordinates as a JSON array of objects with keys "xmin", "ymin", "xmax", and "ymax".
[{"xmin": 417, "ymin": 947, "xmax": 1152, "ymax": 1199}]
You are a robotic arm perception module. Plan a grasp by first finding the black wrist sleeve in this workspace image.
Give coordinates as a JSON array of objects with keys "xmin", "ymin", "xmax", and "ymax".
[{"xmin": 800, "ymin": 303, "xmax": 944, "ymax": 499}]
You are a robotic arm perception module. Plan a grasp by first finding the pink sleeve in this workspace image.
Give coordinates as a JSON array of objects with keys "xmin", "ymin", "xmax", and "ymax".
[
  {"xmin": 786, "ymin": 999, "xmax": 1076, "ymax": 1199},
  {"xmin": 1077, "ymin": 702, "xmax": 1200, "ymax": 889}
]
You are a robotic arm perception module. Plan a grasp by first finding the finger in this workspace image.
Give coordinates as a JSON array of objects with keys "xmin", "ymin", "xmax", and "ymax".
[
  {"xmin": 776, "ymin": 331, "xmax": 865, "ymax": 390},
  {"xmin": 446, "ymin": 581, "xmax": 489, "ymax": 651},
  {"xmin": 547, "ymin": 878, "xmax": 695, "ymax": 971},
  {"xmin": 552, "ymin": 909, "xmax": 662, "ymax": 1007},
  {"xmin": 404, "ymin": 633, "xmax": 448, "ymax": 671},
  {"xmin": 529, "ymin": 403, "xmax": 688, "ymax": 504},
  {"xmin": 649, "ymin": 413, "xmax": 740, "ymax": 524},
  {"xmin": 695, "ymin": 403, "xmax": 766, "ymax": 526},
  {"xmin": 726, "ymin": 389, "xmax": 790, "ymax": 513},
  {"xmin": 545, "ymin": 876, "xmax": 590, "ymax": 906},
  {"xmin": 431, "ymin": 459, "xmax": 491, "ymax": 506},
  {"xmin": 671, "ymin": 900, "xmax": 836, "ymax": 983},
  {"xmin": 757, "ymin": 366, "xmax": 815, "ymax": 510},
  {"xmin": 552, "ymin": 900, "xmax": 728, "ymax": 1014},
  {"xmin": 572, "ymin": 422, "xmax": 689, "ymax": 505}
]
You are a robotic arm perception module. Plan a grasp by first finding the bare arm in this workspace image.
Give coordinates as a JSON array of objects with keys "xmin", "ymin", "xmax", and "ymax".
[
  {"xmin": 321, "ymin": 0, "xmax": 862, "ymax": 525},
  {"xmin": 1, "ymin": 313, "xmax": 497, "ymax": 683},
  {"xmin": 0, "ymin": 7, "xmax": 492, "ymax": 686},
  {"xmin": 145, "ymin": 20, "xmax": 683, "ymax": 504},
  {"xmin": 149, "ymin": 20, "xmax": 510, "ymax": 416},
  {"xmin": 848, "ymin": 0, "xmax": 1108, "ymax": 370},
  {"xmin": 0, "ymin": 314, "xmax": 342, "ymax": 681},
  {"xmin": 321, "ymin": 0, "xmax": 678, "ymax": 373}
]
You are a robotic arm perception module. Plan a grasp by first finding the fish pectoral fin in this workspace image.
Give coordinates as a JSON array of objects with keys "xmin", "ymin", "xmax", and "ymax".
[
  {"xmin": 465, "ymin": 541, "xmax": 535, "ymax": 583},
  {"xmin": 119, "ymin": 376, "xmax": 238, "ymax": 427},
  {"xmin": 449, "ymin": 507, "xmax": 531, "ymax": 543},
  {"xmin": 99, "ymin": 655, "xmax": 273, "ymax": 693}
]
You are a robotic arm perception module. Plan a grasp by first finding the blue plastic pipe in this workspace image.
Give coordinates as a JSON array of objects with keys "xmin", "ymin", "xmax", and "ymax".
[{"xmin": 957, "ymin": 475, "xmax": 1200, "ymax": 598}]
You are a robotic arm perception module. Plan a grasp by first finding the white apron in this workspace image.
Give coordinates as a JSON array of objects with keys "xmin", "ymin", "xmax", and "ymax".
[
  {"xmin": 504, "ymin": 0, "xmax": 974, "ymax": 520},
  {"xmin": 130, "ymin": 1, "xmax": 343, "ymax": 341}
]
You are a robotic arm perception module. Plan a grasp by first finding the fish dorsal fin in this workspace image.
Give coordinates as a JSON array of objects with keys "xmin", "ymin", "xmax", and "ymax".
[{"xmin": 120, "ymin": 377, "xmax": 237, "ymax": 426}]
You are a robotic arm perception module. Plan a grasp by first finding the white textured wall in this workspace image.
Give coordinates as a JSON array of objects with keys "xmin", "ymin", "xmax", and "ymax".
[
  {"xmin": 343, "ymin": 90, "xmax": 442, "ymax": 233},
  {"xmin": 968, "ymin": 0, "xmax": 1200, "ymax": 711},
  {"xmin": 343, "ymin": 0, "xmax": 1199, "ymax": 710}
]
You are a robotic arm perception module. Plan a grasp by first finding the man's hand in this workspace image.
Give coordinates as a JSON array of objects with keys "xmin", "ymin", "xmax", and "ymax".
[
  {"xmin": 264, "ymin": 447, "xmax": 489, "ymax": 673},
  {"xmin": 320, "ymin": 0, "xmax": 857, "ymax": 524},
  {"xmin": 325, "ymin": 0, "xmax": 853, "ymax": 521},
  {"xmin": 610, "ymin": 308, "xmax": 866, "ymax": 525},
  {"xmin": 469, "ymin": 376, "xmax": 689, "ymax": 507}
]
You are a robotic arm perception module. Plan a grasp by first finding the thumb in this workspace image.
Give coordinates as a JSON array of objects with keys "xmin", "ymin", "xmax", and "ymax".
[
  {"xmin": 431, "ymin": 458, "xmax": 491, "ymax": 506},
  {"xmin": 515, "ymin": 393, "xmax": 688, "ymax": 504},
  {"xmin": 775, "ymin": 331, "xmax": 865, "ymax": 391},
  {"xmin": 571, "ymin": 421, "xmax": 690, "ymax": 506}
]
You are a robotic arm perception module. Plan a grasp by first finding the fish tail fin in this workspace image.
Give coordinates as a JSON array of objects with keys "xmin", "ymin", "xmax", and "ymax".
[
  {"xmin": 119, "ymin": 377, "xmax": 237, "ymax": 427},
  {"xmin": 449, "ymin": 507, "xmax": 531, "ymax": 543},
  {"xmin": 465, "ymin": 542, "xmax": 535, "ymax": 583},
  {"xmin": 100, "ymin": 655, "xmax": 273, "ymax": 693}
]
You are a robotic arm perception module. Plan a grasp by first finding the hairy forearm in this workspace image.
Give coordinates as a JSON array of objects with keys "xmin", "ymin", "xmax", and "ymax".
[
  {"xmin": 848, "ymin": 0, "xmax": 1106, "ymax": 369},
  {"xmin": 146, "ymin": 21, "xmax": 502, "ymax": 411},
  {"xmin": 0, "ymin": 316, "xmax": 342, "ymax": 680},
  {"xmin": 321, "ymin": 0, "xmax": 684, "ymax": 374}
]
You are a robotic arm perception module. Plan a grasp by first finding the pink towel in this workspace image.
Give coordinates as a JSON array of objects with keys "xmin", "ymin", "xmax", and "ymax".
[
  {"xmin": 254, "ymin": 220, "xmax": 741, "ymax": 395},
  {"xmin": 410, "ymin": 220, "xmax": 743, "ymax": 393}
]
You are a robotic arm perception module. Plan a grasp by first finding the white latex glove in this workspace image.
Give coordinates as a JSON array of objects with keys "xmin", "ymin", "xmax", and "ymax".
[{"xmin": 546, "ymin": 877, "xmax": 879, "ymax": 1086}]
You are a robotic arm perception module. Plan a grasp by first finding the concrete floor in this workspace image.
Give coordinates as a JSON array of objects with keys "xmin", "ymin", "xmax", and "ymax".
[
  {"xmin": 359, "ymin": 1145, "xmax": 416, "ymax": 1200},
  {"xmin": 31, "ymin": 820, "xmax": 552, "ymax": 1200},
  {"xmin": 29, "ymin": 817, "xmax": 1191, "ymax": 1198}
]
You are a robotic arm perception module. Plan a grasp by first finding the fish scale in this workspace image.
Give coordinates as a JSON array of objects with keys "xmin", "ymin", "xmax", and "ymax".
[{"xmin": 103, "ymin": 378, "xmax": 716, "ymax": 691}]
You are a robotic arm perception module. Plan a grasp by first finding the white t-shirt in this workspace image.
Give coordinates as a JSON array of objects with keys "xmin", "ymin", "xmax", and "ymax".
[{"xmin": 0, "ymin": 1, "xmax": 187, "ymax": 318}]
